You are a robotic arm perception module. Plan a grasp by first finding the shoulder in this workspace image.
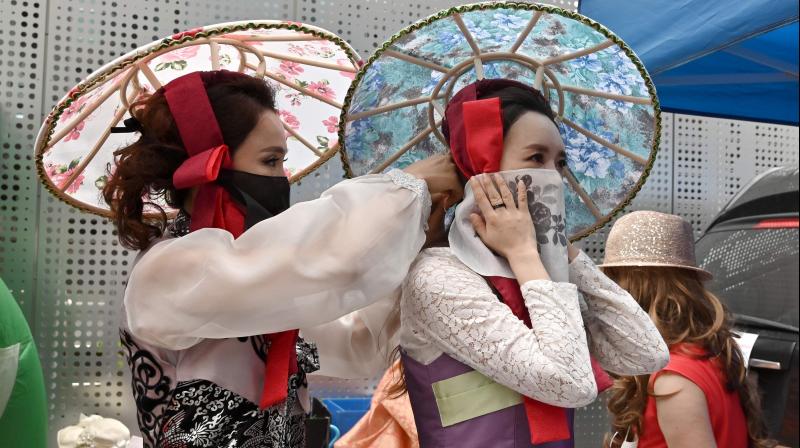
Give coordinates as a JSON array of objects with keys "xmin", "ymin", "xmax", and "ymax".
[
  {"xmin": 132, "ymin": 228, "xmax": 232, "ymax": 268},
  {"xmin": 652, "ymin": 344, "xmax": 719, "ymax": 395},
  {"xmin": 653, "ymin": 347, "xmax": 711, "ymax": 406},
  {"xmin": 408, "ymin": 247, "xmax": 486, "ymax": 286},
  {"xmin": 404, "ymin": 247, "xmax": 494, "ymax": 303},
  {"xmin": 653, "ymin": 371, "xmax": 706, "ymax": 397},
  {"xmin": 651, "ymin": 371, "xmax": 716, "ymax": 446}
]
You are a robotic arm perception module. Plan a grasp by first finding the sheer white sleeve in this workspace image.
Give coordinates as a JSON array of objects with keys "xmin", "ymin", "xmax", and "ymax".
[
  {"xmin": 569, "ymin": 251, "xmax": 670, "ymax": 375},
  {"xmin": 300, "ymin": 292, "xmax": 400, "ymax": 379},
  {"xmin": 124, "ymin": 170, "xmax": 430, "ymax": 350},
  {"xmin": 401, "ymin": 249, "xmax": 597, "ymax": 408}
]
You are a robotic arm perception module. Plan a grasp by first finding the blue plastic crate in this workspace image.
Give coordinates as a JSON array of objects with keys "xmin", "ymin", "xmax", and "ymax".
[{"xmin": 321, "ymin": 397, "xmax": 372, "ymax": 436}]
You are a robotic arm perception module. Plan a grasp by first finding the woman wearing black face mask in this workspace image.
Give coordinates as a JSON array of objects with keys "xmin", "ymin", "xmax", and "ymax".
[{"xmin": 102, "ymin": 71, "xmax": 461, "ymax": 447}]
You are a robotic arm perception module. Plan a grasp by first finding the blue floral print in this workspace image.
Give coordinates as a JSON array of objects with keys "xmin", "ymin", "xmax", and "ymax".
[{"xmin": 343, "ymin": 5, "xmax": 658, "ymax": 239}]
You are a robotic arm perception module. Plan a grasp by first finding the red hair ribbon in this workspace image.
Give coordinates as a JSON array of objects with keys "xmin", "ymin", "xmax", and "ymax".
[
  {"xmin": 163, "ymin": 71, "xmax": 298, "ymax": 410},
  {"xmin": 462, "ymin": 98, "xmax": 504, "ymax": 174},
  {"xmin": 444, "ymin": 79, "xmax": 612, "ymax": 444}
]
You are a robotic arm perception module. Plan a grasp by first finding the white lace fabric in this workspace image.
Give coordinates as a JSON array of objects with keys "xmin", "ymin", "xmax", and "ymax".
[
  {"xmin": 401, "ymin": 247, "xmax": 597, "ymax": 408},
  {"xmin": 569, "ymin": 251, "xmax": 670, "ymax": 375},
  {"xmin": 400, "ymin": 247, "xmax": 669, "ymax": 408}
]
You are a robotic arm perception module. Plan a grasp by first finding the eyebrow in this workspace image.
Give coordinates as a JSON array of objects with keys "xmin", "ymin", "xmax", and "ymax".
[
  {"xmin": 260, "ymin": 146, "xmax": 288, "ymax": 156},
  {"xmin": 525, "ymin": 144, "xmax": 566, "ymax": 159}
]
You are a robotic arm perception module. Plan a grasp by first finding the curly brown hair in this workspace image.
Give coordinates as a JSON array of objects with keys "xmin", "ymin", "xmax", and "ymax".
[
  {"xmin": 102, "ymin": 73, "xmax": 276, "ymax": 251},
  {"xmin": 602, "ymin": 266, "xmax": 775, "ymax": 448}
]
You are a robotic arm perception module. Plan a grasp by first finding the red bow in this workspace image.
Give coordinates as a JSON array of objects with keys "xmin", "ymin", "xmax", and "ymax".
[
  {"xmin": 164, "ymin": 71, "xmax": 298, "ymax": 410},
  {"xmin": 444, "ymin": 80, "xmax": 612, "ymax": 444}
]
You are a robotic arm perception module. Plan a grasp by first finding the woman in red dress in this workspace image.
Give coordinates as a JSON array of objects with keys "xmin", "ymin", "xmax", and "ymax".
[{"xmin": 602, "ymin": 211, "xmax": 774, "ymax": 448}]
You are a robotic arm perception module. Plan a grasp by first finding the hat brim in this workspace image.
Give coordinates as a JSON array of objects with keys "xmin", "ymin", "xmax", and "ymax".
[
  {"xmin": 339, "ymin": 1, "xmax": 661, "ymax": 242},
  {"xmin": 35, "ymin": 20, "xmax": 360, "ymax": 218},
  {"xmin": 597, "ymin": 261, "xmax": 713, "ymax": 281}
]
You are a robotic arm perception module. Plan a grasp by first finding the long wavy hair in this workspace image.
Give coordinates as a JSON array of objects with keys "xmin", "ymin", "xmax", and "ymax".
[
  {"xmin": 102, "ymin": 74, "xmax": 276, "ymax": 251},
  {"xmin": 602, "ymin": 266, "xmax": 773, "ymax": 448}
]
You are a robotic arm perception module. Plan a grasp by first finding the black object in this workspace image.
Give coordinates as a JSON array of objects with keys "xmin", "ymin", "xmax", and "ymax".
[
  {"xmin": 706, "ymin": 166, "xmax": 799, "ymax": 231},
  {"xmin": 110, "ymin": 116, "xmax": 144, "ymax": 133},
  {"xmin": 218, "ymin": 169, "xmax": 291, "ymax": 230},
  {"xmin": 696, "ymin": 166, "xmax": 799, "ymax": 447},
  {"xmin": 305, "ymin": 397, "xmax": 333, "ymax": 448}
]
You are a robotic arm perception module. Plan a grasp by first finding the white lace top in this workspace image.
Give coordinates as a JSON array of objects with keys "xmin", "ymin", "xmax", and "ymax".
[{"xmin": 400, "ymin": 247, "xmax": 669, "ymax": 408}]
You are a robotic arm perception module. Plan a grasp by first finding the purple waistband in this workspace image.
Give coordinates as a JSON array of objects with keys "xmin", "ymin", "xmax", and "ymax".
[{"xmin": 401, "ymin": 352, "xmax": 575, "ymax": 448}]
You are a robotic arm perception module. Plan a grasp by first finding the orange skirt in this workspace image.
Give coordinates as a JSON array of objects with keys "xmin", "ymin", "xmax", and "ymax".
[{"xmin": 335, "ymin": 361, "xmax": 418, "ymax": 448}]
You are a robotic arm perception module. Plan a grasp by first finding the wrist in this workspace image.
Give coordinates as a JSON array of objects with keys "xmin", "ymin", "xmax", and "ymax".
[
  {"xmin": 505, "ymin": 245, "xmax": 542, "ymax": 267},
  {"xmin": 506, "ymin": 247, "xmax": 550, "ymax": 283}
]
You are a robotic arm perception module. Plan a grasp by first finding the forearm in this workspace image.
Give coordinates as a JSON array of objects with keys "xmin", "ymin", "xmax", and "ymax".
[{"xmin": 507, "ymin": 247, "xmax": 550, "ymax": 283}]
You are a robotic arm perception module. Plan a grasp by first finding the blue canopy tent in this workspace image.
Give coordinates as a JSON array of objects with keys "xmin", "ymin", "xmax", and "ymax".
[{"xmin": 580, "ymin": 0, "xmax": 799, "ymax": 125}]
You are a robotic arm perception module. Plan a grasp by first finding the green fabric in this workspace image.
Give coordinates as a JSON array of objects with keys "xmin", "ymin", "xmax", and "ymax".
[
  {"xmin": 432, "ymin": 370, "xmax": 523, "ymax": 427},
  {"xmin": 0, "ymin": 277, "xmax": 47, "ymax": 448}
]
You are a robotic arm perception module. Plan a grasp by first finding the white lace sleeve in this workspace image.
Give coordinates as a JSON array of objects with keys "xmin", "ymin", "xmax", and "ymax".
[
  {"xmin": 125, "ymin": 170, "xmax": 429, "ymax": 350},
  {"xmin": 569, "ymin": 251, "xmax": 670, "ymax": 375},
  {"xmin": 401, "ymin": 249, "xmax": 597, "ymax": 408}
]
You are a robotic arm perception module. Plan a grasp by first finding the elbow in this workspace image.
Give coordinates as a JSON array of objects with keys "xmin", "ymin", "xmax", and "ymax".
[
  {"xmin": 126, "ymin": 315, "xmax": 167, "ymax": 348},
  {"xmin": 521, "ymin": 367, "xmax": 598, "ymax": 408},
  {"xmin": 609, "ymin": 339, "xmax": 671, "ymax": 376},
  {"xmin": 637, "ymin": 337, "xmax": 671, "ymax": 374},
  {"xmin": 550, "ymin": 377, "xmax": 597, "ymax": 408},
  {"xmin": 570, "ymin": 377, "xmax": 598, "ymax": 408},
  {"xmin": 653, "ymin": 339, "xmax": 671, "ymax": 371}
]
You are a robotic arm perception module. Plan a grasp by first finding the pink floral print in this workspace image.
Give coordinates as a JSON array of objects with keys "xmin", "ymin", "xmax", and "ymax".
[
  {"xmin": 322, "ymin": 116, "xmax": 339, "ymax": 133},
  {"xmin": 45, "ymin": 159, "xmax": 86, "ymax": 193},
  {"xmin": 307, "ymin": 80, "xmax": 335, "ymax": 100},
  {"xmin": 280, "ymin": 110, "xmax": 300, "ymax": 129}
]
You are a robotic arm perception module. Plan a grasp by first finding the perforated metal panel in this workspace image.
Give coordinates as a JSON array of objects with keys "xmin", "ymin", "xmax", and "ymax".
[
  {"xmin": 296, "ymin": 0, "xmax": 579, "ymax": 60},
  {"xmin": 1, "ymin": 1, "xmax": 798, "ymax": 447},
  {"xmin": 35, "ymin": 1, "xmax": 191, "ymax": 442},
  {"xmin": 574, "ymin": 392, "xmax": 612, "ymax": 446},
  {"xmin": 0, "ymin": 0, "xmax": 47, "ymax": 321},
  {"xmin": 673, "ymin": 115, "xmax": 800, "ymax": 236}
]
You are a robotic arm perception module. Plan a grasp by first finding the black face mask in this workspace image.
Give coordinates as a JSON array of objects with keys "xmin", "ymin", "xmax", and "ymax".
[{"xmin": 218, "ymin": 169, "xmax": 290, "ymax": 230}]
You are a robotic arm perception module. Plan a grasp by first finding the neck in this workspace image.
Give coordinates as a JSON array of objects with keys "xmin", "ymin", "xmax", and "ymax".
[{"xmin": 182, "ymin": 186, "xmax": 199, "ymax": 214}]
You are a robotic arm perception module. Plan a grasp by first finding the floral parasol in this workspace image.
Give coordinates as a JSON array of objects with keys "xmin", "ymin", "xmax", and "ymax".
[
  {"xmin": 339, "ymin": 2, "xmax": 661, "ymax": 240},
  {"xmin": 35, "ymin": 20, "xmax": 360, "ymax": 217}
]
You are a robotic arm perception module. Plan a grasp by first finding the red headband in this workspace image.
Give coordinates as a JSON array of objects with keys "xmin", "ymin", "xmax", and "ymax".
[
  {"xmin": 441, "ymin": 78, "xmax": 552, "ymax": 179},
  {"xmin": 162, "ymin": 70, "xmax": 297, "ymax": 411},
  {"xmin": 165, "ymin": 71, "xmax": 244, "ymax": 234}
]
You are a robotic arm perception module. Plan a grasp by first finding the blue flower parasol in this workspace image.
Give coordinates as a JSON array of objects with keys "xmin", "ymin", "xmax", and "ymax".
[{"xmin": 339, "ymin": 1, "xmax": 661, "ymax": 240}]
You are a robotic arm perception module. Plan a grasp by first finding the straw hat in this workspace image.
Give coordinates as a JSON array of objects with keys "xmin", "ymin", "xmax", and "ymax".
[{"xmin": 599, "ymin": 210, "xmax": 712, "ymax": 280}]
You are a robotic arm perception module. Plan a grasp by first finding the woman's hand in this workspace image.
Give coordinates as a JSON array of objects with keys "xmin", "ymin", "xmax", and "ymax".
[
  {"xmin": 470, "ymin": 173, "xmax": 549, "ymax": 282},
  {"xmin": 403, "ymin": 154, "xmax": 463, "ymax": 202}
]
